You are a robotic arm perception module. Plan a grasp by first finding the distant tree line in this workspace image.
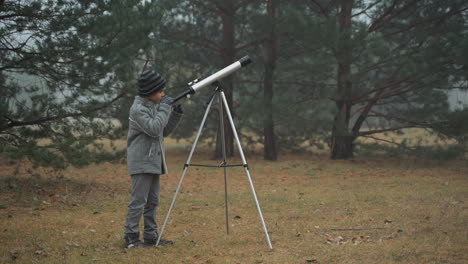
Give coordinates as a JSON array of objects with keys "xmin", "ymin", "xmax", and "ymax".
[{"xmin": 1, "ymin": 0, "xmax": 467, "ymax": 169}]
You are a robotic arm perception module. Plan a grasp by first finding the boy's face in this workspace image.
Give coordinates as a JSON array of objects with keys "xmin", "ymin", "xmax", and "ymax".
[{"xmin": 145, "ymin": 90, "xmax": 165, "ymax": 103}]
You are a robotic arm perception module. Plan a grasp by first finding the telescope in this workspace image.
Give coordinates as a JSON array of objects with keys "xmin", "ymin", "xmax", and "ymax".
[
  {"xmin": 157, "ymin": 54, "xmax": 273, "ymax": 249},
  {"xmin": 171, "ymin": 56, "xmax": 251, "ymax": 104}
]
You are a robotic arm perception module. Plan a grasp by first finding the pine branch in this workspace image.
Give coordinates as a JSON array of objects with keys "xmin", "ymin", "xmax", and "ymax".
[
  {"xmin": 366, "ymin": 110, "xmax": 435, "ymax": 131},
  {"xmin": 234, "ymin": 0, "xmax": 258, "ymax": 10},
  {"xmin": 235, "ymin": 36, "xmax": 268, "ymax": 52},
  {"xmin": 309, "ymin": 0, "xmax": 337, "ymax": 17},
  {"xmin": 360, "ymin": 134, "xmax": 415, "ymax": 151},
  {"xmin": 368, "ymin": 0, "xmax": 419, "ymax": 33},
  {"xmin": 352, "ymin": 88, "xmax": 386, "ymax": 134},
  {"xmin": 190, "ymin": 0, "xmax": 225, "ymax": 16},
  {"xmin": 239, "ymin": 79, "xmax": 334, "ymax": 88},
  {"xmin": 368, "ymin": 1, "xmax": 468, "ymax": 38},
  {"xmin": 352, "ymin": 77, "xmax": 411, "ymax": 104},
  {"xmin": 2, "ymin": 92, "xmax": 125, "ymax": 130},
  {"xmin": 171, "ymin": 32, "xmax": 221, "ymax": 52},
  {"xmin": 355, "ymin": 39, "xmax": 425, "ymax": 78},
  {"xmin": 351, "ymin": 0, "xmax": 383, "ymax": 18},
  {"xmin": 359, "ymin": 125, "xmax": 417, "ymax": 136},
  {"xmin": 384, "ymin": 5, "xmax": 468, "ymax": 38},
  {"xmin": 353, "ymin": 58, "xmax": 447, "ymax": 105}
]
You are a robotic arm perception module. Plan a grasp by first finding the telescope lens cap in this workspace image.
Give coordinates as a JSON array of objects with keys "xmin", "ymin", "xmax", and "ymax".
[{"xmin": 239, "ymin": 56, "xmax": 251, "ymax": 67}]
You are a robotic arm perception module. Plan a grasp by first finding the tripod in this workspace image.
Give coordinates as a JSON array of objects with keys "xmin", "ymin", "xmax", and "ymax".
[{"xmin": 156, "ymin": 84, "xmax": 273, "ymax": 249}]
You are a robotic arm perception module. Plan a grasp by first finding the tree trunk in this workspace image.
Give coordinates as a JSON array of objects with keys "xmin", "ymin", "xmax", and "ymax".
[
  {"xmin": 263, "ymin": 0, "xmax": 277, "ymax": 161},
  {"xmin": 331, "ymin": 0, "xmax": 354, "ymax": 159},
  {"xmin": 215, "ymin": 1, "xmax": 235, "ymax": 159},
  {"xmin": 331, "ymin": 134, "xmax": 354, "ymax": 159}
]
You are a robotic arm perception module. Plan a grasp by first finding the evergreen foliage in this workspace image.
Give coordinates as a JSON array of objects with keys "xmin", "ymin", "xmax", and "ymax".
[
  {"xmin": 432, "ymin": 108, "xmax": 468, "ymax": 149},
  {"xmin": 1, "ymin": 0, "xmax": 467, "ymax": 170},
  {"xmin": 0, "ymin": 0, "xmax": 167, "ymax": 168}
]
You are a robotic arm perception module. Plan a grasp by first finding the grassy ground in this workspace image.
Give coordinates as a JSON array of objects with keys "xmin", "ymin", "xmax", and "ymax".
[{"xmin": 0, "ymin": 147, "xmax": 467, "ymax": 263}]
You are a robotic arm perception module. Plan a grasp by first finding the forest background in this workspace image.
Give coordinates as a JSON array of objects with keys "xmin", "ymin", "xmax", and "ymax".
[
  {"xmin": 1, "ymin": 1, "xmax": 468, "ymax": 263},
  {"xmin": 1, "ymin": 0, "xmax": 468, "ymax": 168}
]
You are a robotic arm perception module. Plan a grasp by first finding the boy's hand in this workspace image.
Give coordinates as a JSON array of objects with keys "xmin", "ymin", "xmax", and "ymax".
[
  {"xmin": 160, "ymin": 96, "xmax": 174, "ymax": 105},
  {"xmin": 173, "ymin": 104, "xmax": 184, "ymax": 114}
]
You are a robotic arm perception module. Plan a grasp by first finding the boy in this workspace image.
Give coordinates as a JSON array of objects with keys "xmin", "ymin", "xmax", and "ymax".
[{"xmin": 124, "ymin": 70, "xmax": 183, "ymax": 248}]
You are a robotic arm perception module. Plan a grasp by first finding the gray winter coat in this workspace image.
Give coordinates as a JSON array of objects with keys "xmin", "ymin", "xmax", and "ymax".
[{"xmin": 127, "ymin": 96, "xmax": 183, "ymax": 175}]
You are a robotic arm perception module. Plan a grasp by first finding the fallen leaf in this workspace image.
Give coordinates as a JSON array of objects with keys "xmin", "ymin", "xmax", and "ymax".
[
  {"xmin": 326, "ymin": 235, "xmax": 345, "ymax": 245},
  {"xmin": 352, "ymin": 235, "xmax": 372, "ymax": 245}
]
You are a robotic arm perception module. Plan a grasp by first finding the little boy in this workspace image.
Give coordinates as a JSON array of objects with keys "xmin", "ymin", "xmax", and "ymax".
[{"xmin": 123, "ymin": 70, "xmax": 183, "ymax": 248}]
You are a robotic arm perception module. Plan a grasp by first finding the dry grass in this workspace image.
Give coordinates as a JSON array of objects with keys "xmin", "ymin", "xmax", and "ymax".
[
  {"xmin": 357, "ymin": 128, "xmax": 457, "ymax": 147},
  {"xmin": 0, "ymin": 148, "xmax": 467, "ymax": 263}
]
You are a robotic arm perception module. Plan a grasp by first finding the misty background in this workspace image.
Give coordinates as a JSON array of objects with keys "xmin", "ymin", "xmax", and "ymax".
[{"xmin": 1, "ymin": 0, "xmax": 467, "ymax": 169}]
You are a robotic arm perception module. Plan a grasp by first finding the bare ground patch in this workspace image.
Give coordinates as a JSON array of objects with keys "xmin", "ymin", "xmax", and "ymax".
[{"xmin": 0, "ymin": 151, "xmax": 467, "ymax": 263}]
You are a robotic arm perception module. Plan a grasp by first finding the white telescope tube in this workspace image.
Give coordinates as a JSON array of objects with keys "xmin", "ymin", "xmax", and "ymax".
[
  {"xmin": 192, "ymin": 56, "xmax": 250, "ymax": 91},
  {"xmin": 171, "ymin": 56, "xmax": 251, "ymax": 104}
]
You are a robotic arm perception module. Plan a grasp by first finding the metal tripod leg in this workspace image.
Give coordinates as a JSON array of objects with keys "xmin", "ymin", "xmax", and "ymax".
[
  {"xmin": 218, "ymin": 92, "xmax": 230, "ymax": 235},
  {"xmin": 157, "ymin": 89, "xmax": 273, "ymax": 249},
  {"xmin": 220, "ymin": 91, "xmax": 273, "ymax": 249},
  {"xmin": 156, "ymin": 96, "xmax": 215, "ymax": 247}
]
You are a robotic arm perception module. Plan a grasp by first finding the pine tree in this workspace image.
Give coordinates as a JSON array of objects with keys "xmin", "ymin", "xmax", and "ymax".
[
  {"xmin": 0, "ymin": 0, "xmax": 167, "ymax": 168},
  {"xmin": 294, "ymin": 0, "xmax": 468, "ymax": 159},
  {"xmin": 157, "ymin": 0, "xmax": 269, "ymax": 158}
]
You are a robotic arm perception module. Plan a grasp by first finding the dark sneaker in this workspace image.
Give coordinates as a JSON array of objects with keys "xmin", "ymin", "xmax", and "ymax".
[
  {"xmin": 143, "ymin": 237, "xmax": 174, "ymax": 247},
  {"xmin": 126, "ymin": 240, "xmax": 143, "ymax": 248},
  {"xmin": 124, "ymin": 233, "xmax": 143, "ymax": 249}
]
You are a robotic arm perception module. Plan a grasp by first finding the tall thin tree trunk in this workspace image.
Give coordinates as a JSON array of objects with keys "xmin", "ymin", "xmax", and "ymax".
[
  {"xmin": 215, "ymin": 1, "xmax": 235, "ymax": 159},
  {"xmin": 263, "ymin": 0, "xmax": 277, "ymax": 160},
  {"xmin": 331, "ymin": 0, "xmax": 354, "ymax": 159}
]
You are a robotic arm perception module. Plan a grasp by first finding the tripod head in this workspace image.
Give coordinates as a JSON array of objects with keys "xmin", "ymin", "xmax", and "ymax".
[{"xmin": 171, "ymin": 56, "xmax": 251, "ymax": 105}]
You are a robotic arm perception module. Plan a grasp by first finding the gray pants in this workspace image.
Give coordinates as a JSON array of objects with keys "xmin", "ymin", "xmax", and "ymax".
[{"xmin": 124, "ymin": 173, "xmax": 160, "ymax": 241}]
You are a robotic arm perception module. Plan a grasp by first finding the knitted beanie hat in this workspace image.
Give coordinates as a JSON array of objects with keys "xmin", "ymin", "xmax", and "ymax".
[{"xmin": 137, "ymin": 70, "xmax": 166, "ymax": 97}]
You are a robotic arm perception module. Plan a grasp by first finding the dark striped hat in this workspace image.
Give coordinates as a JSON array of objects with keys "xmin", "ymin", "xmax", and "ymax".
[{"xmin": 137, "ymin": 70, "xmax": 166, "ymax": 97}]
